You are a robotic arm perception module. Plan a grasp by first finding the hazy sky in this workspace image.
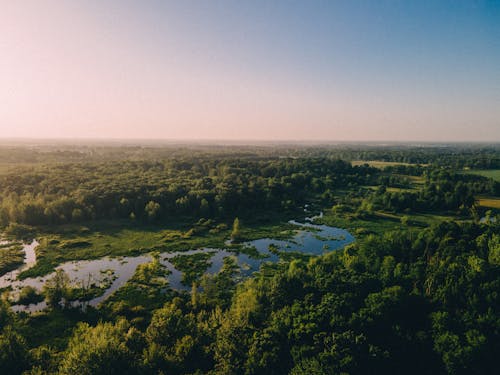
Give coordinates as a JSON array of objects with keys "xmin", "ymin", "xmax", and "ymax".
[{"xmin": 1, "ymin": 0, "xmax": 499, "ymax": 141}]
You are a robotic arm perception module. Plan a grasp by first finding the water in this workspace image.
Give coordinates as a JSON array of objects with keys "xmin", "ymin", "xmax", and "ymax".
[
  {"xmin": 0, "ymin": 240, "xmax": 39, "ymax": 287},
  {"xmin": 1, "ymin": 214, "xmax": 354, "ymax": 312}
]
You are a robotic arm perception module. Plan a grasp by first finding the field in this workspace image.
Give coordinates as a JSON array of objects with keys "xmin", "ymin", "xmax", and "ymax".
[
  {"xmin": 465, "ymin": 169, "xmax": 500, "ymax": 182},
  {"xmin": 351, "ymin": 160, "xmax": 425, "ymax": 168},
  {"xmin": 363, "ymin": 186, "xmax": 417, "ymax": 193},
  {"xmin": 476, "ymin": 196, "xmax": 500, "ymax": 209}
]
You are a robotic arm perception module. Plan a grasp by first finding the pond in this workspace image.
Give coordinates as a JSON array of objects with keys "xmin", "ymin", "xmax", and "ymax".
[{"xmin": 1, "ymin": 214, "xmax": 354, "ymax": 312}]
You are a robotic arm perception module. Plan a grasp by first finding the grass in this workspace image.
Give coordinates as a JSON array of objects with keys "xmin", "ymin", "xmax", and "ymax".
[
  {"xmin": 170, "ymin": 252, "xmax": 215, "ymax": 286},
  {"xmin": 351, "ymin": 160, "xmax": 425, "ymax": 169},
  {"xmin": 18, "ymin": 211, "xmax": 301, "ymax": 279},
  {"xmin": 17, "ymin": 308, "xmax": 100, "ymax": 350},
  {"xmin": 66, "ymin": 270, "xmax": 117, "ymax": 302},
  {"xmin": 394, "ymin": 174, "xmax": 426, "ymax": 185},
  {"xmin": 15, "ymin": 286, "xmax": 44, "ymax": 305},
  {"xmin": 0, "ymin": 242, "xmax": 25, "ymax": 276},
  {"xmin": 363, "ymin": 185, "xmax": 417, "ymax": 193},
  {"xmin": 319, "ymin": 212, "xmax": 403, "ymax": 237},
  {"xmin": 18, "ymin": 220, "xmax": 232, "ymax": 279},
  {"xmin": 464, "ymin": 169, "xmax": 500, "ymax": 182},
  {"xmin": 101, "ymin": 255, "xmax": 174, "ymax": 327},
  {"xmin": 317, "ymin": 208, "xmax": 460, "ymax": 238},
  {"xmin": 403, "ymin": 212, "xmax": 461, "ymax": 226},
  {"xmin": 476, "ymin": 196, "xmax": 500, "ymax": 209}
]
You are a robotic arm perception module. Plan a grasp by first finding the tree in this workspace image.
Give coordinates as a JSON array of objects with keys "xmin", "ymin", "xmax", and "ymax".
[
  {"xmin": 0, "ymin": 293, "xmax": 13, "ymax": 330},
  {"xmin": 200, "ymin": 198, "xmax": 210, "ymax": 217},
  {"xmin": 145, "ymin": 201, "xmax": 161, "ymax": 222},
  {"xmin": 0, "ymin": 327, "xmax": 30, "ymax": 374},
  {"xmin": 144, "ymin": 300, "xmax": 199, "ymax": 373},
  {"xmin": 400, "ymin": 215, "xmax": 410, "ymax": 226},
  {"xmin": 231, "ymin": 217, "xmax": 242, "ymax": 242},
  {"xmin": 59, "ymin": 319, "xmax": 142, "ymax": 375},
  {"xmin": 488, "ymin": 234, "xmax": 500, "ymax": 265},
  {"xmin": 43, "ymin": 269, "xmax": 70, "ymax": 309}
]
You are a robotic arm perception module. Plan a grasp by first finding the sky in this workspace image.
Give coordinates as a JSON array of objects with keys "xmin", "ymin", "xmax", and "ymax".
[{"xmin": 0, "ymin": 0, "xmax": 499, "ymax": 142}]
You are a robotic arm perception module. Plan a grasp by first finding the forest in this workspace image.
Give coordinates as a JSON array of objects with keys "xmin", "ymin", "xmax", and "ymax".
[{"xmin": 0, "ymin": 142, "xmax": 499, "ymax": 374}]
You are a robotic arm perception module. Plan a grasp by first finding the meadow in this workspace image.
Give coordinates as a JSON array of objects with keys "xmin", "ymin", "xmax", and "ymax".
[{"xmin": 465, "ymin": 169, "xmax": 500, "ymax": 182}]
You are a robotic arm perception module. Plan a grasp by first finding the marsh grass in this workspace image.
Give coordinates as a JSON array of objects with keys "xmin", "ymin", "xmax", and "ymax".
[
  {"xmin": 18, "ymin": 212, "xmax": 301, "ymax": 279},
  {"xmin": 170, "ymin": 251, "xmax": 215, "ymax": 285},
  {"xmin": 0, "ymin": 243, "xmax": 25, "ymax": 276},
  {"xmin": 101, "ymin": 255, "xmax": 174, "ymax": 326}
]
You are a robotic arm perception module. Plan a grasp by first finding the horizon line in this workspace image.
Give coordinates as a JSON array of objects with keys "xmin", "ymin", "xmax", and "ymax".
[{"xmin": 0, "ymin": 136, "xmax": 499, "ymax": 146}]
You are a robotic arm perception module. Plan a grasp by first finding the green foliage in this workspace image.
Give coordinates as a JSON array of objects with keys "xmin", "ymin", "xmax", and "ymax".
[
  {"xmin": 0, "ymin": 327, "xmax": 30, "ymax": 374},
  {"xmin": 3, "ymin": 223, "xmax": 36, "ymax": 241},
  {"xmin": 144, "ymin": 201, "xmax": 161, "ymax": 222},
  {"xmin": 231, "ymin": 217, "xmax": 242, "ymax": 242},
  {"xmin": 0, "ymin": 293, "xmax": 14, "ymax": 330},
  {"xmin": 170, "ymin": 252, "xmax": 214, "ymax": 286},
  {"xmin": 42, "ymin": 269, "xmax": 70, "ymax": 309},
  {"xmin": 103, "ymin": 254, "xmax": 171, "ymax": 323},
  {"xmin": 0, "ymin": 144, "xmax": 499, "ymax": 374},
  {"xmin": 0, "ymin": 242, "xmax": 24, "ymax": 276},
  {"xmin": 16, "ymin": 286, "xmax": 44, "ymax": 306},
  {"xmin": 3, "ymin": 223, "xmax": 500, "ymax": 374},
  {"xmin": 58, "ymin": 319, "xmax": 142, "ymax": 375},
  {"xmin": 488, "ymin": 233, "xmax": 500, "ymax": 265}
]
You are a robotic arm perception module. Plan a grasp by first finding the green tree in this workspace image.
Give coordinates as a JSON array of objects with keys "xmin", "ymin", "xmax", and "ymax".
[
  {"xmin": 145, "ymin": 201, "xmax": 161, "ymax": 222},
  {"xmin": 43, "ymin": 269, "xmax": 70, "ymax": 309},
  {"xmin": 400, "ymin": 215, "xmax": 410, "ymax": 226},
  {"xmin": 59, "ymin": 319, "xmax": 142, "ymax": 375},
  {"xmin": 0, "ymin": 327, "xmax": 30, "ymax": 374},
  {"xmin": 231, "ymin": 217, "xmax": 242, "ymax": 242},
  {"xmin": 0, "ymin": 293, "xmax": 13, "ymax": 330}
]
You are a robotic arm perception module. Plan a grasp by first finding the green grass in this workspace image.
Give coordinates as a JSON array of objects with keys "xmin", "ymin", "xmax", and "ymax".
[
  {"xmin": 403, "ymin": 212, "xmax": 461, "ymax": 226},
  {"xmin": 18, "ymin": 212, "xmax": 302, "ymax": 279},
  {"xmin": 170, "ymin": 252, "xmax": 215, "ymax": 286},
  {"xmin": 392, "ymin": 174, "xmax": 426, "ymax": 185},
  {"xmin": 15, "ymin": 286, "xmax": 45, "ymax": 305},
  {"xmin": 102, "ymin": 255, "xmax": 174, "ymax": 327},
  {"xmin": 317, "ymin": 208, "xmax": 460, "ymax": 238},
  {"xmin": 18, "ymin": 220, "xmax": 232, "ymax": 279},
  {"xmin": 18, "ymin": 308, "xmax": 100, "ymax": 350},
  {"xmin": 351, "ymin": 160, "xmax": 426, "ymax": 169},
  {"xmin": 464, "ymin": 169, "xmax": 500, "ymax": 182},
  {"xmin": 0, "ymin": 243, "xmax": 25, "ymax": 276},
  {"xmin": 363, "ymin": 185, "xmax": 417, "ymax": 193},
  {"xmin": 66, "ymin": 270, "xmax": 117, "ymax": 302}
]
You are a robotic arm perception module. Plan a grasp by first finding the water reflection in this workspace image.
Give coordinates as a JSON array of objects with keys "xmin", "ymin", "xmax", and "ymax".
[{"xmin": 2, "ymin": 216, "xmax": 354, "ymax": 312}]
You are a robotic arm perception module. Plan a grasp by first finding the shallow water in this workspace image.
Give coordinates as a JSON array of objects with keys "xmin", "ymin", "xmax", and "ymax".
[
  {"xmin": 0, "ymin": 240, "xmax": 39, "ymax": 287},
  {"xmin": 2, "ymin": 215, "xmax": 354, "ymax": 312}
]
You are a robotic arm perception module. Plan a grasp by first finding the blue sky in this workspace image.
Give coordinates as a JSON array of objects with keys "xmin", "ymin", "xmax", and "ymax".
[{"xmin": 0, "ymin": 0, "xmax": 499, "ymax": 141}]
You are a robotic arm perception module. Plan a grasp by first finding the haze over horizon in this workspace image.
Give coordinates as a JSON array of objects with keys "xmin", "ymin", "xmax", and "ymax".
[{"xmin": 1, "ymin": 0, "xmax": 499, "ymax": 142}]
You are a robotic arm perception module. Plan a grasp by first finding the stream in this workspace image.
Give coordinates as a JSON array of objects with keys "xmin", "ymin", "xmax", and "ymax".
[{"xmin": 0, "ymin": 214, "xmax": 354, "ymax": 312}]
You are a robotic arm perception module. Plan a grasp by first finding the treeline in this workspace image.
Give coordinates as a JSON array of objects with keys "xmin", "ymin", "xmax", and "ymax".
[
  {"xmin": 1, "ymin": 220, "xmax": 498, "ymax": 374},
  {"xmin": 1, "ymin": 150, "xmax": 498, "ymax": 228},
  {"xmin": 368, "ymin": 169, "xmax": 499, "ymax": 214},
  {"xmin": 0, "ymin": 143, "xmax": 498, "ymax": 169},
  {"xmin": 0, "ymin": 158, "xmax": 377, "ymax": 226},
  {"xmin": 344, "ymin": 146, "xmax": 500, "ymax": 169}
]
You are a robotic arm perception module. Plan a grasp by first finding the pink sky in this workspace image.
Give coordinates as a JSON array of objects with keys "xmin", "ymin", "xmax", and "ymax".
[{"xmin": 1, "ymin": 1, "xmax": 498, "ymax": 141}]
